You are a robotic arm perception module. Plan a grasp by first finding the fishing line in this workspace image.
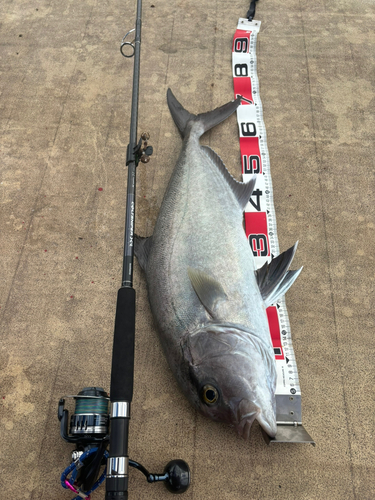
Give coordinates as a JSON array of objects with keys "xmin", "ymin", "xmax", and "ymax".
[{"xmin": 232, "ymin": 5, "xmax": 314, "ymax": 444}]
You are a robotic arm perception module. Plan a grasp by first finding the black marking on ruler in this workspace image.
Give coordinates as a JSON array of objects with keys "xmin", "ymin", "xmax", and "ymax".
[{"xmin": 238, "ymin": 95, "xmax": 253, "ymax": 105}]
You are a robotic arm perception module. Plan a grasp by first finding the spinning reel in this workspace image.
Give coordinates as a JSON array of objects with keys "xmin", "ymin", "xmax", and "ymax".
[{"xmin": 58, "ymin": 387, "xmax": 190, "ymax": 498}]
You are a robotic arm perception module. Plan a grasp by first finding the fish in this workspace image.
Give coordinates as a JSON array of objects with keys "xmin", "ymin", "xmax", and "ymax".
[{"xmin": 134, "ymin": 89, "xmax": 302, "ymax": 439}]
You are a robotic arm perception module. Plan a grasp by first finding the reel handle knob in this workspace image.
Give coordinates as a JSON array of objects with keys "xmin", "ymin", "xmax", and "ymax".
[{"xmin": 163, "ymin": 459, "xmax": 191, "ymax": 494}]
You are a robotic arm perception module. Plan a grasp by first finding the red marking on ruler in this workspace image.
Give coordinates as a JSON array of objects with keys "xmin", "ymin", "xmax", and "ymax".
[
  {"xmin": 232, "ymin": 30, "xmax": 251, "ymax": 53},
  {"xmin": 244, "ymin": 212, "xmax": 270, "ymax": 257},
  {"xmin": 240, "ymin": 137, "xmax": 262, "ymax": 174},
  {"xmin": 267, "ymin": 306, "xmax": 284, "ymax": 360},
  {"xmin": 234, "ymin": 78, "xmax": 253, "ymax": 105}
]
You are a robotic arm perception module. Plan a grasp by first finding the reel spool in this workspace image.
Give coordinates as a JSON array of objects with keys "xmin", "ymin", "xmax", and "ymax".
[
  {"xmin": 58, "ymin": 387, "xmax": 110, "ymax": 445},
  {"xmin": 69, "ymin": 388, "xmax": 109, "ymax": 437}
]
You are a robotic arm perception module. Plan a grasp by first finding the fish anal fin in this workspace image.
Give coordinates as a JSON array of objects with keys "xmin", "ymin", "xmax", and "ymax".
[
  {"xmin": 134, "ymin": 234, "xmax": 153, "ymax": 272},
  {"xmin": 256, "ymin": 242, "xmax": 302, "ymax": 308},
  {"xmin": 202, "ymin": 146, "xmax": 256, "ymax": 211},
  {"xmin": 263, "ymin": 268, "xmax": 303, "ymax": 308},
  {"xmin": 188, "ymin": 267, "xmax": 228, "ymax": 318}
]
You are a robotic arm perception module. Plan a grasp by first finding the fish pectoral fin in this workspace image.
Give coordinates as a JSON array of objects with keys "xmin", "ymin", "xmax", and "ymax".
[
  {"xmin": 202, "ymin": 146, "xmax": 256, "ymax": 211},
  {"xmin": 187, "ymin": 267, "xmax": 228, "ymax": 318},
  {"xmin": 134, "ymin": 234, "xmax": 153, "ymax": 272},
  {"xmin": 256, "ymin": 242, "xmax": 303, "ymax": 308}
]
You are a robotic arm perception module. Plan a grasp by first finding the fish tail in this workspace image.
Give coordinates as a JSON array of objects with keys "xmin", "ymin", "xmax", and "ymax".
[{"xmin": 167, "ymin": 88, "xmax": 241, "ymax": 139}]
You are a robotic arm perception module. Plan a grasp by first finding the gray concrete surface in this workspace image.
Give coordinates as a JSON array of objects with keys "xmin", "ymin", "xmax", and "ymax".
[{"xmin": 1, "ymin": 0, "xmax": 374, "ymax": 498}]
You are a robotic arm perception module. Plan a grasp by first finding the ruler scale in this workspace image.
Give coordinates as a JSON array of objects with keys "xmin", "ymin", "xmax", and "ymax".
[{"xmin": 232, "ymin": 18, "xmax": 314, "ymax": 445}]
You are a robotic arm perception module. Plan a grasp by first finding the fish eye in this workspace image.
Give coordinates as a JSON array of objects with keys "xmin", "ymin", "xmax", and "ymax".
[{"xmin": 201, "ymin": 385, "xmax": 219, "ymax": 405}]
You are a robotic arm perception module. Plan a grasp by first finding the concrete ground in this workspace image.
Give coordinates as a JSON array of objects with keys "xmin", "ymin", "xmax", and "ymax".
[{"xmin": 1, "ymin": 0, "xmax": 374, "ymax": 498}]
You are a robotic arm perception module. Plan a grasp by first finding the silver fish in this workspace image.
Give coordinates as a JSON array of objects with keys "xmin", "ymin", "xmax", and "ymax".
[{"xmin": 135, "ymin": 89, "xmax": 302, "ymax": 439}]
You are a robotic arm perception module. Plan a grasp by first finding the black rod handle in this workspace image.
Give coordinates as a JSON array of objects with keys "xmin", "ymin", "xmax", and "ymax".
[{"xmin": 110, "ymin": 287, "xmax": 136, "ymax": 402}]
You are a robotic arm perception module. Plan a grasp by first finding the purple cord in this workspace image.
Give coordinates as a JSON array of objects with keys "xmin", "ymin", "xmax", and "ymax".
[{"xmin": 64, "ymin": 479, "xmax": 91, "ymax": 499}]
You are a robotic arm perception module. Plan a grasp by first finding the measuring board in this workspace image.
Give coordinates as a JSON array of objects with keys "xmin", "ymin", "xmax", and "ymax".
[{"xmin": 232, "ymin": 18, "xmax": 314, "ymax": 445}]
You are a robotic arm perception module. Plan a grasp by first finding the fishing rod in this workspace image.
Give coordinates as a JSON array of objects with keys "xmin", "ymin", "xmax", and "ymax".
[{"xmin": 58, "ymin": 1, "xmax": 190, "ymax": 498}]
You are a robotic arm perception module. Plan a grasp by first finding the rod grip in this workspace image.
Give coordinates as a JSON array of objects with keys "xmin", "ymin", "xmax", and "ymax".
[{"xmin": 110, "ymin": 287, "xmax": 136, "ymax": 402}]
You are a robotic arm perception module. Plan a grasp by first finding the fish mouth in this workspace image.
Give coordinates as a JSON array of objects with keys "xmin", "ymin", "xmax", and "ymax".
[
  {"xmin": 236, "ymin": 410, "xmax": 259, "ymax": 440},
  {"xmin": 235, "ymin": 401, "xmax": 277, "ymax": 440},
  {"xmin": 256, "ymin": 412, "xmax": 277, "ymax": 438}
]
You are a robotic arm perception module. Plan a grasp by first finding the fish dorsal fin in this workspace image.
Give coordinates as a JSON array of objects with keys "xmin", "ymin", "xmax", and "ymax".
[
  {"xmin": 134, "ymin": 234, "xmax": 153, "ymax": 272},
  {"xmin": 256, "ymin": 242, "xmax": 303, "ymax": 308},
  {"xmin": 188, "ymin": 267, "xmax": 228, "ymax": 318},
  {"xmin": 167, "ymin": 88, "xmax": 241, "ymax": 139},
  {"xmin": 202, "ymin": 146, "xmax": 256, "ymax": 211}
]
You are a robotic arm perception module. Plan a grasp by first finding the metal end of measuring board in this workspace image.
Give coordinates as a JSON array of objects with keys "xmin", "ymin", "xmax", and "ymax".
[
  {"xmin": 262, "ymin": 395, "xmax": 315, "ymax": 446},
  {"xmin": 262, "ymin": 425, "xmax": 315, "ymax": 446}
]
